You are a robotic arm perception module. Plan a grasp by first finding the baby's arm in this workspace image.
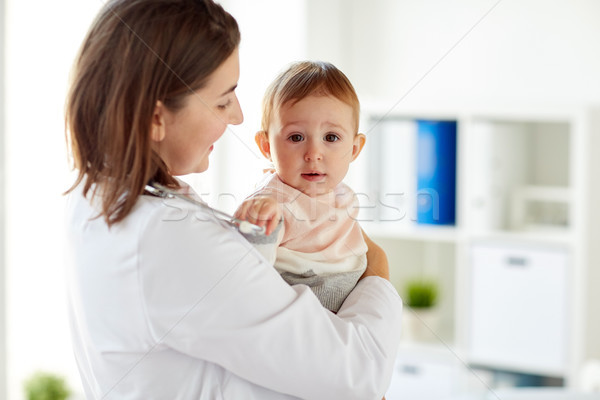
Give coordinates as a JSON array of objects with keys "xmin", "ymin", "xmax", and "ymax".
[{"xmin": 234, "ymin": 195, "xmax": 282, "ymax": 237}]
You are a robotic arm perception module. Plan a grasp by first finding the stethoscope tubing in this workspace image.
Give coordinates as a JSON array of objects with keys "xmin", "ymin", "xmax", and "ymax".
[{"xmin": 144, "ymin": 182, "xmax": 266, "ymax": 236}]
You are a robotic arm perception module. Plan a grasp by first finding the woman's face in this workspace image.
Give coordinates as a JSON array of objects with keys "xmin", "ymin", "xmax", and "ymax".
[{"xmin": 153, "ymin": 48, "xmax": 243, "ymax": 175}]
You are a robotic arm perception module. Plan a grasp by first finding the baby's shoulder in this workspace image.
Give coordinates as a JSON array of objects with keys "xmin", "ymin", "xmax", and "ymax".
[{"xmin": 252, "ymin": 173, "xmax": 297, "ymax": 203}]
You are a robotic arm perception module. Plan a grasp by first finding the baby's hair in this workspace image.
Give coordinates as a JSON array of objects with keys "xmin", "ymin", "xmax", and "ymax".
[{"xmin": 261, "ymin": 61, "xmax": 360, "ymax": 134}]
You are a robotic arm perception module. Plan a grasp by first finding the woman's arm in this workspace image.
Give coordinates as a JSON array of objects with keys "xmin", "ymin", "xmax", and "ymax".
[
  {"xmin": 139, "ymin": 200, "xmax": 402, "ymax": 400},
  {"xmin": 358, "ymin": 230, "xmax": 394, "ymax": 400},
  {"xmin": 360, "ymin": 229, "xmax": 390, "ymax": 281}
]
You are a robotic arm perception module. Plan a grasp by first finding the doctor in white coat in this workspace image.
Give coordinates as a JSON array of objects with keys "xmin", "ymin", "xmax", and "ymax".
[{"xmin": 64, "ymin": 0, "xmax": 403, "ymax": 399}]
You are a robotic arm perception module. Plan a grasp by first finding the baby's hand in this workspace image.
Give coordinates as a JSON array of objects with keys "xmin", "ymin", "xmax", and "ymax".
[{"xmin": 234, "ymin": 195, "xmax": 281, "ymax": 236}]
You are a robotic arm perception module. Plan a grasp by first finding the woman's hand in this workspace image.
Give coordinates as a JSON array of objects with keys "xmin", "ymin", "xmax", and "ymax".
[
  {"xmin": 234, "ymin": 195, "xmax": 282, "ymax": 236},
  {"xmin": 360, "ymin": 230, "xmax": 390, "ymax": 281}
]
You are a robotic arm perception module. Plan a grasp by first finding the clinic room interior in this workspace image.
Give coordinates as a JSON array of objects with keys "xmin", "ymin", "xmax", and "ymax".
[{"xmin": 2, "ymin": 0, "xmax": 600, "ymax": 399}]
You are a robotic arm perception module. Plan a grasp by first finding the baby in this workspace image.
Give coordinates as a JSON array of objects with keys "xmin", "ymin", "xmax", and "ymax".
[{"xmin": 235, "ymin": 61, "xmax": 367, "ymax": 313}]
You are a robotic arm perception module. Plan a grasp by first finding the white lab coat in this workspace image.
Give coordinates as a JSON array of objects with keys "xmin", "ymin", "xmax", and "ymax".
[{"xmin": 65, "ymin": 182, "xmax": 403, "ymax": 400}]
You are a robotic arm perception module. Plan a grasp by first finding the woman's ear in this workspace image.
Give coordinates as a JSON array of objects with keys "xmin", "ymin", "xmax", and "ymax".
[
  {"xmin": 255, "ymin": 131, "xmax": 272, "ymax": 160},
  {"xmin": 151, "ymin": 101, "xmax": 166, "ymax": 142},
  {"xmin": 351, "ymin": 133, "xmax": 366, "ymax": 161}
]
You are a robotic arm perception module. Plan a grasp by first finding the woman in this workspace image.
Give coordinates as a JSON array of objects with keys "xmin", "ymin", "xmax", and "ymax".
[{"xmin": 64, "ymin": 0, "xmax": 402, "ymax": 399}]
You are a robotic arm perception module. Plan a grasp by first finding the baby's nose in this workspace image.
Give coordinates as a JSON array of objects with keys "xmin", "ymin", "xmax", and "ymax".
[{"xmin": 304, "ymin": 143, "xmax": 323, "ymax": 161}]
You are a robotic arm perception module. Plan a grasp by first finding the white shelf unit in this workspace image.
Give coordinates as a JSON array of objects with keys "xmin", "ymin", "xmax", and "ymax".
[{"xmin": 352, "ymin": 105, "xmax": 600, "ymax": 388}]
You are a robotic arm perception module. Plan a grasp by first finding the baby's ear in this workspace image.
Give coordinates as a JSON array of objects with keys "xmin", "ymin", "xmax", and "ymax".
[
  {"xmin": 255, "ymin": 131, "xmax": 272, "ymax": 160},
  {"xmin": 351, "ymin": 133, "xmax": 366, "ymax": 161}
]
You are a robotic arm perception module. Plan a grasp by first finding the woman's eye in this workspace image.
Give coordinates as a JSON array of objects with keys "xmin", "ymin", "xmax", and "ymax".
[
  {"xmin": 289, "ymin": 134, "xmax": 304, "ymax": 142},
  {"xmin": 217, "ymin": 100, "xmax": 231, "ymax": 110},
  {"xmin": 324, "ymin": 133, "xmax": 339, "ymax": 142}
]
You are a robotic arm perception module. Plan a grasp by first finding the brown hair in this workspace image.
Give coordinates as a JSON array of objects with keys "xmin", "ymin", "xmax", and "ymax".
[
  {"xmin": 65, "ymin": 0, "xmax": 240, "ymax": 225},
  {"xmin": 260, "ymin": 61, "xmax": 360, "ymax": 134}
]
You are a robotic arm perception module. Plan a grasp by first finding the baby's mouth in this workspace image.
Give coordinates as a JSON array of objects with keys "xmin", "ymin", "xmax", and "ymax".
[{"xmin": 301, "ymin": 172, "xmax": 325, "ymax": 182}]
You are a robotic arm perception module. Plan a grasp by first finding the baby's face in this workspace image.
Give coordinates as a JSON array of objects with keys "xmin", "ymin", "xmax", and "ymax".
[{"xmin": 265, "ymin": 94, "xmax": 363, "ymax": 197}]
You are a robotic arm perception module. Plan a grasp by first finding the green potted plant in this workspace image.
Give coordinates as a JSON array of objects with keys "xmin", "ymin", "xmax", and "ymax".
[
  {"xmin": 406, "ymin": 279, "xmax": 438, "ymax": 309},
  {"xmin": 402, "ymin": 278, "xmax": 440, "ymax": 342},
  {"xmin": 24, "ymin": 371, "xmax": 71, "ymax": 400}
]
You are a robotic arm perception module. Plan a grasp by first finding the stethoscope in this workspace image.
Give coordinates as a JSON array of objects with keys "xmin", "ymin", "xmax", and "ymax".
[{"xmin": 144, "ymin": 182, "xmax": 266, "ymax": 237}]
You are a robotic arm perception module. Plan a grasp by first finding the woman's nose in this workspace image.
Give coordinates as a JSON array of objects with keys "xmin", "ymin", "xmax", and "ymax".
[{"xmin": 229, "ymin": 95, "xmax": 243, "ymax": 125}]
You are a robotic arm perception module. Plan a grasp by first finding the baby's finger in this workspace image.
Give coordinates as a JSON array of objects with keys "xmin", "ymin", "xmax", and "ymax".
[
  {"xmin": 233, "ymin": 205, "xmax": 245, "ymax": 220},
  {"xmin": 234, "ymin": 201, "xmax": 252, "ymax": 221},
  {"xmin": 240, "ymin": 201, "xmax": 264, "ymax": 224},
  {"xmin": 266, "ymin": 215, "xmax": 281, "ymax": 236},
  {"xmin": 251, "ymin": 202, "xmax": 275, "ymax": 228},
  {"xmin": 246, "ymin": 201, "xmax": 262, "ymax": 222}
]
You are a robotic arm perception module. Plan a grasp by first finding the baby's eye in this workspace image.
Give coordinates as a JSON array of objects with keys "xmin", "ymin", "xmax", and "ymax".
[
  {"xmin": 289, "ymin": 134, "xmax": 304, "ymax": 142},
  {"xmin": 324, "ymin": 133, "xmax": 340, "ymax": 142}
]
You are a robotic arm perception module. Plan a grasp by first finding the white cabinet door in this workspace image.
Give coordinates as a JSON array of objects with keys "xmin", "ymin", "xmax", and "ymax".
[{"xmin": 468, "ymin": 243, "xmax": 569, "ymax": 375}]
